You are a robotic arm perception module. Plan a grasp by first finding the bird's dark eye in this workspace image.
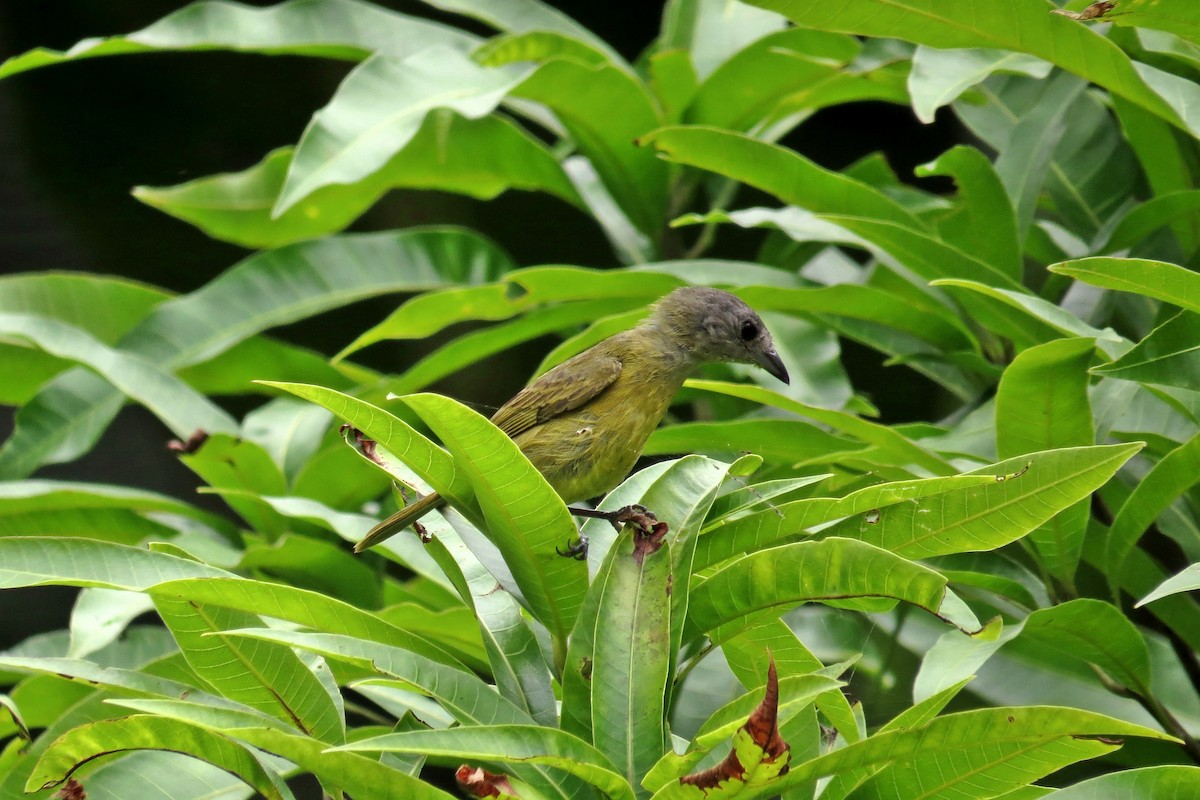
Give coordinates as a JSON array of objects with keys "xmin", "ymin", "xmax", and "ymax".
[{"xmin": 740, "ymin": 320, "xmax": 758, "ymax": 341}]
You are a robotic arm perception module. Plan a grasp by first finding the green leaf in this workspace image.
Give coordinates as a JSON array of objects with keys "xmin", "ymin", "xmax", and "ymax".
[
  {"xmin": 0, "ymin": 312, "xmax": 237, "ymax": 440},
  {"xmin": 1049, "ymin": 257, "xmax": 1200, "ymax": 313},
  {"xmin": 402, "ymin": 393, "xmax": 584, "ymax": 652},
  {"xmin": 421, "ymin": 0, "xmax": 613, "ymax": 57},
  {"xmin": 591, "ymin": 527, "xmax": 672, "ymax": 794},
  {"xmin": 1050, "ymin": 765, "xmax": 1200, "ymax": 797},
  {"xmin": 503, "ymin": 58, "xmax": 668, "ymax": 241},
  {"xmin": 1138, "ymin": 561, "xmax": 1200, "ymax": 607},
  {"xmin": 138, "ymin": 112, "xmax": 581, "ymax": 249},
  {"xmin": 260, "ymin": 382, "xmax": 474, "ymax": 509},
  {"xmin": 907, "ymin": 46, "xmax": 1051, "ymax": 125},
  {"xmin": 275, "ymin": 48, "xmax": 531, "ymax": 215},
  {"xmin": 227, "ymin": 726, "xmax": 458, "ymax": 800},
  {"xmin": 642, "ymin": 126, "xmax": 924, "ymax": 231},
  {"xmin": 28, "ymin": 715, "xmax": 282, "ymax": 799},
  {"xmin": 996, "ymin": 338, "xmax": 1095, "ymax": 584},
  {"xmin": 645, "ymin": 419, "xmax": 865, "ymax": 467},
  {"xmin": 691, "ymin": 706, "xmax": 1175, "ymax": 800},
  {"xmin": 694, "ymin": 473, "xmax": 1000, "ymax": 572},
  {"xmin": 1021, "ymin": 599, "xmax": 1152, "ymax": 696},
  {"xmin": 149, "ymin": 576, "xmax": 465, "ymax": 669},
  {"xmin": 1106, "ymin": 431, "xmax": 1200, "ymax": 599},
  {"xmin": 659, "ymin": 0, "xmax": 787, "ymax": 80},
  {"xmin": 686, "ymin": 538, "xmax": 968, "ymax": 640},
  {"xmin": 1093, "ymin": 311, "xmax": 1200, "ymax": 391},
  {"xmin": 334, "ymin": 725, "xmax": 635, "ymax": 800},
  {"xmin": 67, "ymin": 589, "xmax": 156, "ymax": 660},
  {"xmin": 683, "ymin": 380, "xmax": 954, "ymax": 474},
  {"xmin": 0, "ymin": 0, "xmax": 478, "ymax": 79},
  {"xmin": 740, "ymin": 0, "xmax": 1200, "ymax": 141},
  {"xmin": 916, "ymin": 145, "xmax": 1023, "ymax": 281},
  {"xmin": 1100, "ymin": 190, "xmax": 1200, "ymax": 255},
  {"xmin": 0, "ymin": 228, "xmax": 512, "ymax": 479},
  {"xmin": 931, "ymin": 279, "xmax": 1123, "ymax": 356},
  {"xmin": 222, "ymin": 629, "xmax": 533, "ymax": 726},
  {"xmin": 685, "ymin": 28, "xmax": 859, "ymax": 133},
  {"xmin": 341, "ymin": 265, "xmax": 682, "ymax": 358},
  {"xmin": 151, "ymin": 592, "xmax": 344, "ymax": 743},
  {"xmin": 829, "ymin": 444, "xmax": 1142, "ymax": 559},
  {"xmin": 424, "ymin": 514, "xmax": 557, "ymax": 725},
  {"xmin": 0, "ymin": 538, "xmax": 228, "ymax": 591}
]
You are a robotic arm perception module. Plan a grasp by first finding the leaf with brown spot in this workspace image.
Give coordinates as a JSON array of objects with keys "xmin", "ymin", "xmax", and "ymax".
[
  {"xmin": 679, "ymin": 659, "xmax": 790, "ymax": 793},
  {"xmin": 55, "ymin": 778, "xmax": 85, "ymax": 800}
]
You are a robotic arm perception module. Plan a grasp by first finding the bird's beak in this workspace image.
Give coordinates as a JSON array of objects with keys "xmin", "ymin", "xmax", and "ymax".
[{"xmin": 759, "ymin": 348, "xmax": 790, "ymax": 385}]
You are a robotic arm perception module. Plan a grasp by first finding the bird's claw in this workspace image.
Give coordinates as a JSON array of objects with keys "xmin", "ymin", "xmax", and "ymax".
[
  {"xmin": 556, "ymin": 536, "xmax": 589, "ymax": 561},
  {"xmin": 610, "ymin": 504, "xmax": 656, "ymax": 532}
]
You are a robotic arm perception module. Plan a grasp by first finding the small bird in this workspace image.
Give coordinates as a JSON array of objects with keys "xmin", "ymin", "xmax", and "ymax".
[{"xmin": 355, "ymin": 286, "xmax": 789, "ymax": 553}]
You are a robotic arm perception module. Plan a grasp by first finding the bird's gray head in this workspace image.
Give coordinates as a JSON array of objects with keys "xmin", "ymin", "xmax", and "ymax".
[{"xmin": 652, "ymin": 286, "xmax": 789, "ymax": 384}]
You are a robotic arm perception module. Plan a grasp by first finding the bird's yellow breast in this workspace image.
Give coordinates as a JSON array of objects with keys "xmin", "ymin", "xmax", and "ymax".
[{"xmin": 512, "ymin": 334, "xmax": 691, "ymax": 503}]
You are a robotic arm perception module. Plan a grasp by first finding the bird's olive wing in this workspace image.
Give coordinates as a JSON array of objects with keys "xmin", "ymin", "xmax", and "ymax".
[{"xmin": 490, "ymin": 351, "xmax": 622, "ymax": 438}]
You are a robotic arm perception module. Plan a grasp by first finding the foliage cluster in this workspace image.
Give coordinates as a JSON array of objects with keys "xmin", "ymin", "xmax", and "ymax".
[{"xmin": 3, "ymin": 0, "xmax": 1200, "ymax": 798}]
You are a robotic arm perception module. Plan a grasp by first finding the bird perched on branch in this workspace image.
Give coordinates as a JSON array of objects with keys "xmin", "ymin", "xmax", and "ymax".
[{"xmin": 355, "ymin": 285, "xmax": 789, "ymax": 554}]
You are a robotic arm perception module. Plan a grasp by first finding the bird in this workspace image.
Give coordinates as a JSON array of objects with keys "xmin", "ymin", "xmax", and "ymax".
[{"xmin": 354, "ymin": 285, "xmax": 789, "ymax": 554}]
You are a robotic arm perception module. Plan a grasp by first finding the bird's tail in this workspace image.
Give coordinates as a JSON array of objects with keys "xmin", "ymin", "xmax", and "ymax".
[{"xmin": 355, "ymin": 491, "xmax": 446, "ymax": 553}]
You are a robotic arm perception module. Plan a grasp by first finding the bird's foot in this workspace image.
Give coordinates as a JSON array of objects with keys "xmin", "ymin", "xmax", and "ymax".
[
  {"xmin": 560, "ymin": 504, "xmax": 668, "ymax": 560},
  {"xmin": 556, "ymin": 536, "xmax": 589, "ymax": 561}
]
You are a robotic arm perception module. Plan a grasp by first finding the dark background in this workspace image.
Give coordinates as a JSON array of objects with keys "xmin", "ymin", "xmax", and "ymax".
[{"xmin": 0, "ymin": 2, "xmax": 960, "ymax": 644}]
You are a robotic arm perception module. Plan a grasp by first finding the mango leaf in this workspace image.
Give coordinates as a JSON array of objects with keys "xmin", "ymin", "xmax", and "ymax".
[
  {"xmin": 693, "ymin": 473, "xmax": 1000, "ymax": 571},
  {"xmin": 148, "ymin": 577, "xmax": 465, "ymax": 669},
  {"xmin": 151, "ymin": 592, "xmax": 344, "ymax": 744},
  {"xmin": 740, "ymin": 0, "xmax": 1200, "ymax": 140},
  {"xmin": 333, "ymin": 725, "xmax": 634, "ymax": 800},
  {"xmin": 915, "ymin": 145, "xmax": 1023, "ymax": 281},
  {"xmin": 996, "ymin": 338, "xmax": 1095, "ymax": 584},
  {"xmin": 0, "ymin": 538, "xmax": 228, "ymax": 591},
  {"xmin": 502, "ymin": 57, "xmax": 669, "ymax": 240},
  {"xmin": 1049, "ymin": 766, "xmax": 1200, "ymax": 798},
  {"xmin": 274, "ymin": 48, "xmax": 531, "ymax": 215},
  {"xmin": 1049, "ymin": 257, "xmax": 1200, "ymax": 313},
  {"xmin": 1106, "ymin": 431, "xmax": 1200, "ymax": 599},
  {"xmin": 591, "ymin": 523, "xmax": 672, "ymax": 791},
  {"xmin": 28, "ymin": 715, "xmax": 283, "ymax": 799},
  {"xmin": 1094, "ymin": 311, "xmax": 1200, "ymax": 391},
  {"xmin": 685, "ymin": 379, "xmax": 954, "ymax": 474},
  {"xmin": 1100, "ymin": 190, "xmax": 1200, "ymax": 254},
  {"xmin": 220, "ymin": 629, "xmax": 533, "ymax": 726},
  {"xmin": 401, "ymin": 393, "xmax": 585, "ymax": 645},
  {"xmin": 829, "ymin": 444, "xmax": 1142, "ymax": 559},
  {"xmin": 645, "ymin": 419, "xmax": 865, "ymax": 466},
  {"xmin": 664, "ymin": 705, "xmax": 1175, "ymax": 800},
  {"xmin": 0, "ymin": 228, "xmax": 512, "ymax": 479},
  {"xmin": 686, "ymin": 538, "xmax": 973, "ymax": 640},
  {"xmin": 642, "ymin": 126, "xmax": 924, "ymax": 231},
  {"xmin": 685, "ymin": 28, "xmax": 859, "ymax": 133},
  {"xmin": 420, "ymin": 0, "xmax": 613, "ymax": 57},
  {"xmin": 1138, "ymin": 562, "xmax": 1200, "ymax": 607},
  {"xmin": 0, "ymin": 312, "xmax": 237, "ymax": 440},
  {"xmin": 340, "ymin": 266, "xmax": 682, "ymax": 358},
  {"xmin": 0, "ymin": 273, "xmax": 166, "ymax": 404},
  {"xmin": 1021, "ymin": 599, "xmax": 1153, "ymax": 697},
  {"xmin": 218, "ymin": 630, "xmax": 583, "ymax": 799},
  {"xmin": 0, "ymin": 0, "xmax": 478, "ymax": 79},
  {"xmin": 260, "ymin": 382, "xmax": 474, "ymax": 509},
  {"xmin": 422, "ymin": 513, "xmax": 557, "ymax": 725},
  {"xmin": 67, "ymin": 589, "xmax": 156, "ymax": 660},
  {"xmin": 0, "ymin": 480, "xmax": 233, "ymax": 536},
  {"xmin": 907, "ymin": 46, "xmax": 1051, "ymax": 125},
  {"xmin": 138, "ymin": 109, "xmax": 581, "ymax": 249},
  {"xmin": 658, "ymin": 0, "xmax": 787, "ymax": 80},
  {"xmin": 226, "ymin": 726, "xmax": 457, "ymax": 800}
]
